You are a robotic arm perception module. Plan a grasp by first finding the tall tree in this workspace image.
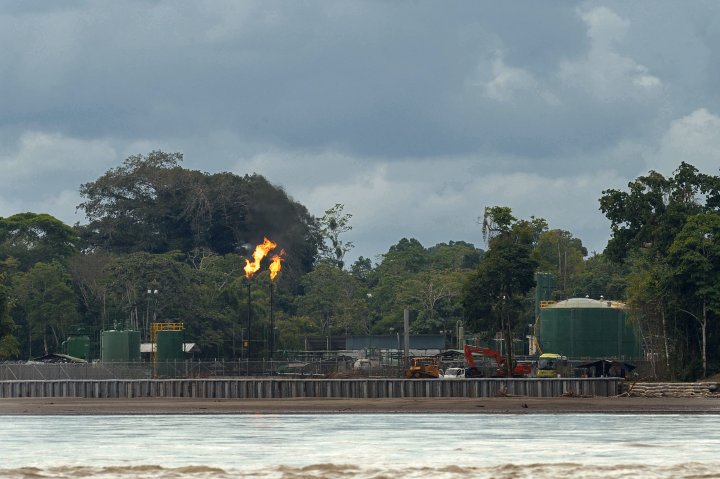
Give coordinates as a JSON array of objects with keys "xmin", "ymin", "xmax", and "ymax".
[
  {"xmin": 600, "ymin": 162, "xmax": 720, "ymax": 379},
  {"xmin": 12, "ymin": 262, "xmax": 79, "ymax": 357},
  {"xmin": 533, "ymin": 229, "xmax": 587, "ymax": 298},
  {"xmin": 600, "ymin": 162, "xmax": 716, "ymax": 262},
  {"xmin": 297, "ymin": 263, "xmax": 368, "ymax": 336},
  {"xmin": 0, "ymin": 282, "xmax": 20, "ymax": 358},
  {"xmin": 480, "ymin": 206, "xmax": 516, "ymax": 245},
  {"xmin": 318, "ymin": 204, "xmax": 354, "ymax": 269},
  {"xmin": 398, "ymin": 269, "xmax": 466, "ymax": 334},
  {"xmin": 668, "ymin": 211, "xmax": 720, "ymax": 378},
  {"xmin": 77, "ymin": 151, "xmax": 320, "ymax": 283},
  {"xmin": 624, "ymin": 250, "xmax": 672, "ymax": 379},
  {"xmin": 464, "ymin": 208, "xmax": 539, "ymax": 375}
]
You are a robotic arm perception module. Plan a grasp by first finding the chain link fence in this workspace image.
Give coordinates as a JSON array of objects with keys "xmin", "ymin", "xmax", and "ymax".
[{"xmin": 0, "ymin": 358, "xmax": 404, "ymax": 381}]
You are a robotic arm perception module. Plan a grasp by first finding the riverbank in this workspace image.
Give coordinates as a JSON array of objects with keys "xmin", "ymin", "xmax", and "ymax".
[{"xmin": 1, "ymin": 396, "xmax": 719, "ymax": 415}]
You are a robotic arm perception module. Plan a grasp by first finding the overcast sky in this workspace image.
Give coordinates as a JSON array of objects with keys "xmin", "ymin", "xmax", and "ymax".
[{"xmin": 2, "ymin": 1, "xmax": 720, "ymax": 264}]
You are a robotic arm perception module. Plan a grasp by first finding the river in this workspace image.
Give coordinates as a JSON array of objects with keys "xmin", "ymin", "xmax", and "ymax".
[{"xmin": 1, "ymin": 413, "xmax": 718, "ymax": 478}]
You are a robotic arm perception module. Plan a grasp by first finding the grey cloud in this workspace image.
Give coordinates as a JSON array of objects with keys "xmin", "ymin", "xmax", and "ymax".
[{"xmin": 2, "ymin": 1, "xmax": 720, "ymax": 261}]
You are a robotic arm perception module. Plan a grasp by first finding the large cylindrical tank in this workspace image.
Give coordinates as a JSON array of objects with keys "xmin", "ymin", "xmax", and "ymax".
[
  {"xmin": 127, "ymin": 330, "xmax": 141, "ymax": 362},
  {"xmin": 534, "ymin": 272, "xmax": 556, "ymax": 318},
  {"xmin": 101, "ymin": 330, "xmax": 141, "ymax": 362},
  {"xmin": 156, "ymin": 330, "xmax": 184, "ymax": 363},
  {"xmin": 537, "ymin": 298, "xmax": 641, "ymax": 359},
  {"xmin": 65, "ymin": 335, "xmax": 90, "ymax": 361}
]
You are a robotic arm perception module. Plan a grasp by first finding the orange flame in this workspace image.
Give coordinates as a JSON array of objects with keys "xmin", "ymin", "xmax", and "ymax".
[
  {"xmin": 269, "ymin": 249, "xmax": 286, "ymax": 281},
  {"xmin": 244, "ymin": 237, "xmax": 277, "ymax": 279}
]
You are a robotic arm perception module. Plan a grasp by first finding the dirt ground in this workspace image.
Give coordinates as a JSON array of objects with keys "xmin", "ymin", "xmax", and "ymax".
[{"xmin": 1, "ymin": 396, "xmax": 719, "ymax": 415}]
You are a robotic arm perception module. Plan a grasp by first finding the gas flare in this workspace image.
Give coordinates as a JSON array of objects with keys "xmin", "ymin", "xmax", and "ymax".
[
  {"xmin": 269, "ymin": 249, "xmax": 286, "ymax": 281},
  {"xmin": 244, "ymin": 237, "xmax": 277, "ymax": 278}
]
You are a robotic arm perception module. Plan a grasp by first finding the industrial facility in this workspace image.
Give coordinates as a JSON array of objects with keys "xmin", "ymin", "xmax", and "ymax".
[{"xmin": 2, "ymin": 268, "xmax": 646, "ymax": 381}]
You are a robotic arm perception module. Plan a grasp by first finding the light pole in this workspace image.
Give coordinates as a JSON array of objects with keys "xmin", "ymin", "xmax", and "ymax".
[
  {"xmin": 269, "ymin": 281, "xmax": 274, "ymax": 360},
  {"xmin": 146, "ymin": 288, "xmax": 158, "ymax": 340},
  {"xmin": 246, "ymin": 279, "xmax": 252, "ymax": 359}
]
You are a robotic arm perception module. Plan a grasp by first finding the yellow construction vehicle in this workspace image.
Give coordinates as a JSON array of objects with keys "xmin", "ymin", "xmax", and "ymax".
[{"xmin": 404, "ymin": 356, "xmax": 441, "ymax": 378}]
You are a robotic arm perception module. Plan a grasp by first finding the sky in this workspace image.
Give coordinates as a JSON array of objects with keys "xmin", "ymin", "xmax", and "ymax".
[{"xmin": 2, "ymin": 1, "xmax": 720, "ymax": 265}]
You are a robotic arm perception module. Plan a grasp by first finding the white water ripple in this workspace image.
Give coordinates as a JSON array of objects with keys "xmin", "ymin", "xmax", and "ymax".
[{"xmin": 1, "ymin": 414, "xmax": 718, "ymax": 478}]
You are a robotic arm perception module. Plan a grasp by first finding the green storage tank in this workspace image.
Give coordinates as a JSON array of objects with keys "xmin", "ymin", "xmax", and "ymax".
[
  {"xmin": 65, "ymin": 334, "xmax": 91, "ymax": 361},
  {"xmin": 156, "ymin": 330, "xmax": 184, "ymax": 362},
  {"xmin": 534, "ymin": 272, "xmax": 556, "ymax": 318},
  {"xmin": 537, "ymin": 298, "xmax": 641, "ymax": 359},
  {"xmin": 101, "ymin": 330, "xmax": 141, "ymax": 362}
]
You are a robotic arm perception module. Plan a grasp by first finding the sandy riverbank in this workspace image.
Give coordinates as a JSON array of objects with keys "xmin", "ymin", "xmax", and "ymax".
[{"xmin": 1, "ymin": 396, "xmax": 719, "ymax": 415}]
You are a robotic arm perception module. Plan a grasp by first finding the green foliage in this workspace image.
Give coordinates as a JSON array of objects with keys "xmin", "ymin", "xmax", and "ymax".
[
  {"xmin": 375, "ymin": 238, "xmax": 428, "ymax": 275},
  {"xmin": 349, "ymin": 256, "xmax": 373, "ymax": 285},
  {"xmin": 570, "ymin": 253, "xmax": 627, "ymax": 300},
  {"xmin": 463, "ymin": 241, "xmax": 538, "ymax": 333},
  {"xmin": 668, "ymin": 211, "xmax": 720, "ymax": 306},
  {"xmin": 480, "ymin": 206, "xmax": 516, "ymax": 245},
  {"xmin": 427, "ymin": 241, "xmax": 483, "ymax": 269},
  {"xmin": 0, "ymin": 284, "xmax": 20, "ymax": 358},
  {"xmin": 667, "ymin": 211, "xmax": 720, "ymax": 377},
  {"xmin": 0, "ymin": 213, "xmax": 79, "ymax": 271},
  {"xmin": 296, "ymin": 262, "xmax": 368, "ymax": 335},
  {"xmin": 600, "ymin": 163, "xmax": 720, "ymax": 379},
  {"xmin": 12, "ymin": 261, "xmax": 79, "ymax": 357},
  {"xmin": 102, "ymin": 251, "xmax": 196, "ymax": 329},
  {"xmin": 318, "ymin": 204, "xmax": 354, "ymax": 269},
  {"xmin": 533, "ymin": 229, "xmax": 587, "ymax": 298},
  {"xmin": 600, "ymin": 162, "xmax": 717, "ymax": 262},
  {"xmin": 77, "ymin": 151, "xmax": 320, "ymax": 284},
  {"xmin": 397, "ymin": 269, "xmax": 466, "ymax": 334}
]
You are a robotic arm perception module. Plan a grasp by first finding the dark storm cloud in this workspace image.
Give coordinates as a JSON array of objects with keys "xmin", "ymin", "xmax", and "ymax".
[
  {"xmin": 2, "ymin": 1, "xmax": 720, "ymax": 260},
  {"xmin": 1, "ymin": 2, "xmax": 613, "ymax": 162}
]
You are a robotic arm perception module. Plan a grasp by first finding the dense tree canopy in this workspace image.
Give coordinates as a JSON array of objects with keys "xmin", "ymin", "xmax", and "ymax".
[
  {"xmin": 600, "ymin": 163, "xmax": 720, "ymax": 379},
  {"xmin": 77, "ymin": 151, "xmax": 320, "ymax": 284},
  {"xmin": 0, "ymin": 212, "xmax": 79, "ymax": 271},
  {"xmin": 0, "ymin": 283, "xmax": 20, "ymax": 358},
  {"xmin": 464, "ymin": 210, "xmax": 538, "ymax": 335}
]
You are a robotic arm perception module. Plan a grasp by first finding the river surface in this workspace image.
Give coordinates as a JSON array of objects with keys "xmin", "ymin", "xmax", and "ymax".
[{"xmin": 1, "ymin": 413, "xmax": 719, "ymax": 478}]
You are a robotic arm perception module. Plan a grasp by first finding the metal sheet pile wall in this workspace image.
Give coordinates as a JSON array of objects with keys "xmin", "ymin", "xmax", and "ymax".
[{"xmin": 0, "ymin": 378, "xmax": 621, "ymax": 399}]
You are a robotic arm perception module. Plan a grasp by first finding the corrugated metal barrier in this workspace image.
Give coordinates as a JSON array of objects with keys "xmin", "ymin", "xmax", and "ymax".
[{"xmin": 0, "ymin": 378, "xmax": 621, "ymax": 399}]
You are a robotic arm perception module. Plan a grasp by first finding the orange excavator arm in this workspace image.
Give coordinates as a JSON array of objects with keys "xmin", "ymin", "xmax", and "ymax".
[
  {"xmin": 463, "ymin": 344, "xmax": 505, "ymax": 369},
  {"xmin": 463, "ymin": 344, "xmax": 532, "ymax": 377}
]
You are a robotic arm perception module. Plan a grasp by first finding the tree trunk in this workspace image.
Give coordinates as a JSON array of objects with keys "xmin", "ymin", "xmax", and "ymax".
[
  {"xmin": 702, "ymin": 300, "xmax": 707, "ymax": 378},
  {"xmin": 50, "ymin": 325, "xmax": 59, "ymax": 352},
  {"xmin": 505, "ymin": 314, "xmax": 513, "ymax": 378},
  {"xmin": 661, "ymin": 309, "xmax": 670, "ymax": 372}
]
